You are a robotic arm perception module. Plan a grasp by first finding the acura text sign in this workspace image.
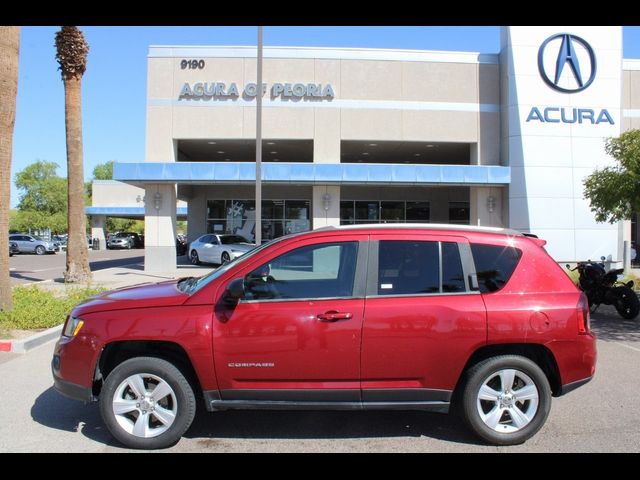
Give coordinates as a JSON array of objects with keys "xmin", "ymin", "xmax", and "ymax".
[
  {"xmin": 178, "ymin": 82, "xmax": 335, "ymax": 101},
  {"xmin": 526, "ymin": 33, "xmax": 614, "ymax": 125}
]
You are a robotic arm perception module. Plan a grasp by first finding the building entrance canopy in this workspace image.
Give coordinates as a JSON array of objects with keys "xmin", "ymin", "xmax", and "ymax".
[{"xmin": 114, "ymin": 162, "xmax": 510, "ymax": 186}]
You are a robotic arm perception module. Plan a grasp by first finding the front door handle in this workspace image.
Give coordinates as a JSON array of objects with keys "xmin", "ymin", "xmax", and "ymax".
[{"xmin": 317, "ymin": 310, "xmax": 353, "ymax": 322}]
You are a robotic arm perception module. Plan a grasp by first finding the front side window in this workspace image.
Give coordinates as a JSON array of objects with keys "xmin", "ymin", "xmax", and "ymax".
[{"xmin": 244, "ymin": 242, "xmax": 359, "ymax": 301}]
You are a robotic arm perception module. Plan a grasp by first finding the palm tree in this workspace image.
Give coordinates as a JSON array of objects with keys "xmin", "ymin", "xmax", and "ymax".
[
  {"xmin": 0, "ymin": 26, "xmax": 20, "ymax": 310},
  {"xmin": 55, "ymin": 26, "xmax": 91, "ymax": 283}
]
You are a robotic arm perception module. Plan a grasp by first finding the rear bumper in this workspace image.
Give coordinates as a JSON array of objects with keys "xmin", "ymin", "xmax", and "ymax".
[{"xmin": 558, "ymin": 376, "xmax": 593, "ymax": 396}]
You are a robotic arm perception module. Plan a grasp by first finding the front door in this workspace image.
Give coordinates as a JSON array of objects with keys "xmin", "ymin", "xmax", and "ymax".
[{"xmin": 212, "ymin": 236, "xmax": 367, "ymax": 403}]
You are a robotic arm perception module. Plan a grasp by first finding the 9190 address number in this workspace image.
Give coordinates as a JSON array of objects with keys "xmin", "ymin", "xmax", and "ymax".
[{"xmin": 181, "ymin": 59, "xmax": 205, "ymax": 70}]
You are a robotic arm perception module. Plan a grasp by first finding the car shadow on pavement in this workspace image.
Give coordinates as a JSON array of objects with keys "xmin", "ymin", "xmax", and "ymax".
[
  {"xmin": 30, "ymin": 387, "xmax": 117, "ymax": 447},
  {"xmin": 183, "ymin": 408, "xmax": 482, "ymax": 446},
  {"xmin": 590, "ymin": 306, "xmax": 640, "ymax": 343}
]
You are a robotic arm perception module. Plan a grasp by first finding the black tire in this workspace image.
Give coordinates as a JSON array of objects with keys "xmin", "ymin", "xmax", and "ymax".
[
  {"xmin": 615, "ymin": 286, "xmax": 640, "ymax": 320},
  {"xmin": 221, "ymin": 251, "xmax": 231, "ymax": 265},
  {"xmin": 461, "ymin": 355, "xmax": 551, "ymax": 446},
  {"xmin": 190, "ymin": 250, "xmax": 200, "ymax": 265},
  {"xmin": 35, "ymin": 245, "xmax": 45, "ymax": 255},
  {"xmin": 99, "ymin": 356, "xmax": 196, "ymax": 450}
]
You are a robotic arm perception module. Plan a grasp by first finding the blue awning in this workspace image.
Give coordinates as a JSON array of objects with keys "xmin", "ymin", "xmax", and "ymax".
[
  {"xmin": 85, "ymin": 206, "xmax": 188, "ymax": 217},
  {"xmin": 113, "ymin": 162, "xmax": 510, "ymax": 186}
]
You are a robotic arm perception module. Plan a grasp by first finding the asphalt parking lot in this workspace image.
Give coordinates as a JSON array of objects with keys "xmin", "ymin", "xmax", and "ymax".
[
  {"xmin": 0, "ymin": 306, "xmax": 638, "ymax": 452},
  {"xmin": 9, "ymin": 249, "xmax": 144, "ymax": 285}
]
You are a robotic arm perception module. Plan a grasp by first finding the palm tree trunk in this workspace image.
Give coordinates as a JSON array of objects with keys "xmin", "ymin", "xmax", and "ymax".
[
  {"xmin": 63, "ymin": 75, "xmax": 91, "ymax": 283},
  {"xmin": 0, "ymin": 26, "xmax": 19, "ymax": 310}
]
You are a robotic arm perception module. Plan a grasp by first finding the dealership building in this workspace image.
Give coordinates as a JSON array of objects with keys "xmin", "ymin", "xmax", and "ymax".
[{"xmin": 88, "ymin": 26, "xmax": 640, "ymax": 272}]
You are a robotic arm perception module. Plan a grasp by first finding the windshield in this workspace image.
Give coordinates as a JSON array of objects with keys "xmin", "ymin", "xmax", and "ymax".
[
  {"xmin": 115, "ymin": 233, "xmax": 132, "ymax": 238},
  {"xmin": 189, "ymin": 236, "xmax": 288, "ymax": 293},
  {"xmin": 220, "ymin": 235, "xmax": 250, "ymax": 245}
]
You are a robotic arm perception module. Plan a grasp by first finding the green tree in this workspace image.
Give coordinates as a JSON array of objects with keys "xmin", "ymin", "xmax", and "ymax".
[
  {"xmin": 0, "ymin": 26, "xmax": 20, "ymax": 311},
  {"xmin": 56, "ymin": 26, "xmax": 91, "ymax": 283},
  {"xmin": 93, "ymin": 160, "xmax": 114, "ymax": 180},
  {"xmin": 86, "ymin": 160, "xmax": 114, "ymax": 198},
  {"xmin": 15, "ymin": 160, "xmax": 67, "ymax": 214},
  {"xmin": 583, "ymin": 129, "xmax": 640, "ymax": 223}
]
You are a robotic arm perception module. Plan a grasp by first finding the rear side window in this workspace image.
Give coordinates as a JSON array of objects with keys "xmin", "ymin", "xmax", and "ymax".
[{"xmin": 470, "ymin": 243, "xmax": 522, "ymax": 293}]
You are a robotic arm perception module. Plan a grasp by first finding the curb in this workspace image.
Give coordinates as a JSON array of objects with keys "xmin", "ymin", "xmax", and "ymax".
[{"xmin": 0, "ymin": 325, "xmax": 63, "ymax": 354}]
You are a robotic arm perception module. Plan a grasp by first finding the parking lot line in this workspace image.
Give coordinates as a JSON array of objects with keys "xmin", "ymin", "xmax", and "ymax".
[{"xmin": 614, "ymin": 342, "xmax": 640, "ymax": 353}]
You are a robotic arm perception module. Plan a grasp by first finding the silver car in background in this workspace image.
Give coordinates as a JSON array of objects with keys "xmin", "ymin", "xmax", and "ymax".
[
  {"xmin": 189, "ymin": 234, "xmax": 255, "ymax": 265},
  {"xmin": 9, "ymin": 234, "xmax": 60, "ymax": 255}
]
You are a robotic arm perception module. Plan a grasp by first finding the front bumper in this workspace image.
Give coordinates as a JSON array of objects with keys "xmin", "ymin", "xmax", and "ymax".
[{"xmin": 51, "ymin": 355, "xmax": 95, "ymax": 402}]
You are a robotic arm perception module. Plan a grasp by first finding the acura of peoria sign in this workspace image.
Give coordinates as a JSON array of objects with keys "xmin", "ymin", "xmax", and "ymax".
[{"xmin": 179, "ymin": 82, "xmax": 335, "ymax": 101}]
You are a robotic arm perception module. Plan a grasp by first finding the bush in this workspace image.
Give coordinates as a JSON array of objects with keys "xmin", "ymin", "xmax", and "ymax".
[{"xmin": 0, "ymin": 285, "xmax": 106, "ymax": 330}]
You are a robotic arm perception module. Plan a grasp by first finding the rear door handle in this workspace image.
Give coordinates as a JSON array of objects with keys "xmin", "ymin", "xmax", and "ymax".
[{"xmin": 317, "ymin": 310, "xmax": 353, "ymax": 322}]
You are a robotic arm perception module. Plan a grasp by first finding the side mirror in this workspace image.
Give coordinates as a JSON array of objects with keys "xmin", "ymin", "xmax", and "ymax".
[{"xmin": 223, "ymin": 278, "xmax": 245, "ymax": 304}]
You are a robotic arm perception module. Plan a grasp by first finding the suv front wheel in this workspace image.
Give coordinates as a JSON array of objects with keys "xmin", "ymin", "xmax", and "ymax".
[
  {"xmin": 99, "ymin": 356, "xmax": 196, "ymax": 449},
  {"xmin": 461, "ymin": 355, "xmax": 551, "ymax": 445}
]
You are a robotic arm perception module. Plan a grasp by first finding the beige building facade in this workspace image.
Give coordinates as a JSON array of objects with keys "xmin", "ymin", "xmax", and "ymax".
[{"xmin": 98, "ymin": 27, "xmax": 640, "ymax": 272}]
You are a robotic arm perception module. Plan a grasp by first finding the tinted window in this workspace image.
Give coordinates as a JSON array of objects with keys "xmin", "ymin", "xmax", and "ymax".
[
  {"xmin": 245, "ymin": 242, "xmax": 358, "ymax": 301},
  {"xmin": 471, "ymin": 243, "xmax": 522, "ymax": 293},
  {"xmin": 378, "ymin": 241, "xmax": 439, "ymax": 295},
  {"xmin": 442, "ymin": 242, "xmax": 465, "ymax": 292},
  {"xmin": 220, "ymin": 235, "xmax": 249, "ymax": 244}
]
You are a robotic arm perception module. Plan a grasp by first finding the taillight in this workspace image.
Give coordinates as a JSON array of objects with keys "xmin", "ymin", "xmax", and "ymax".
[{"xmin": 577, "ymin": 294, "xmax": 591, "ymax": 334}]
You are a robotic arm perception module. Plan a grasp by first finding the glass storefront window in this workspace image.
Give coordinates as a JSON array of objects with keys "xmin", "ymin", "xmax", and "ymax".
[
  {"xmin": 381, "ymin": 201, "xmax": 404, "ymax": 223},
  {"xmin": 355, "ymin": 201, "xmax": 379, "ymax": 222},
  {"xmin": 406, "ymin": 202, "xmax": 430, "ymax": 223},
  {"xmin": 340, "ymin": 200, "xmax": 431, "ymax": 225},
  {"xmin": 340, "ymin": 201, "xmax": 355, "ymax": 225},
  {"xmin": 206, "ymin": 199, "xmax": 310, "ymax": 242},
  {"xmin": 449, "ymin": 201, "xmax": 470, "ymax": 224}
]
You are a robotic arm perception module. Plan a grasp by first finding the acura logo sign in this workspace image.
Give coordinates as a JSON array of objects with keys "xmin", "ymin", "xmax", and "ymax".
[{"xmin": 538, "ymin": 33, "xmax": 597, "ymax": 93}]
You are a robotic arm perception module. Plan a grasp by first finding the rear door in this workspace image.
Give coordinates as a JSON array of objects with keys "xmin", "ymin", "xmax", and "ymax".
[{"xmin": 361, "ymin": 233, "xmax": 487, "ymax": 403}]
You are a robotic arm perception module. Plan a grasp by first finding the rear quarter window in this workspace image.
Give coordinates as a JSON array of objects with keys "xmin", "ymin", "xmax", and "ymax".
[{"xmin": 470, "ymin": 243, "xmax": 522, "ymax": 293}]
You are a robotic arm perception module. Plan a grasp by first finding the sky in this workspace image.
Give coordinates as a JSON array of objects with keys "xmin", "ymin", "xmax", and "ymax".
[{"xmin": 10, "ymin": 26, "xmax": 640, "ymax": 207}]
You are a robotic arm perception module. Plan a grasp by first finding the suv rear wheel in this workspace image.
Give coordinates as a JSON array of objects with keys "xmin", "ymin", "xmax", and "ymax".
[
  {"xmin": 99, "ymin": 356, "xmax": 196, "ymax": 449},
  {"xmin": 461, "ymin": 355, "xmax": 551, "ymax": 445}
]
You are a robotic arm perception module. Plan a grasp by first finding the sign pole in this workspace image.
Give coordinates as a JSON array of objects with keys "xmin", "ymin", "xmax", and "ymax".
[{"xmin": 255, "ymin": 26, "xmax": 263, "ymax": 246}]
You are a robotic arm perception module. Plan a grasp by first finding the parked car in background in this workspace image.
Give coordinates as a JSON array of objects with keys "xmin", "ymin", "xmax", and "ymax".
[
  {"xmin": 9, "ymin": 241, "xmax": 18, "ymax": 257},
  {"xmin": 107, "ymin": 232, "xmax": 142, "ymax": 250},
  {"xmin": 53, "ymin": 235, "xmax": 68, "ymax": 252},
  {"xmin": 9, "ymin": 234, "xmax": 60, "ymax": 255},
  {"xmin": 189, "ymin": 234, "xmax": 254, "ymax": 265},
  {"xmin": 52, "ymin": 224, "xmax": 596, "ymax": 449},
  {"xmin": 176, "ymin": 235, "xmax": 187, "ymax": 256}
]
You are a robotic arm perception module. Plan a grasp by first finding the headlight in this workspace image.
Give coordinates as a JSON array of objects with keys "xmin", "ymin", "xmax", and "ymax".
[{"xmin": 63, "ymin": 316, "xmax": 84, "ymax": 337}]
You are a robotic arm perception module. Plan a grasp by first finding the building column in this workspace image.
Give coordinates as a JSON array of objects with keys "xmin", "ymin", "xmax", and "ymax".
[
  {"xmin": 91, "ymin": 215, "xmax": 107, "ymax": 250},
  {"xmin": 144, "ymin": 183, "xmax": 177, "ymax": 272},
  {"xmin": 186, "ymin": 189, "xmax": 208, "ymax": 243},
  {"xmin": 470, "ymin": 186, "xmax": 504, "ymax": 228},
  {"xmin": 313, "ymin": 185, "xmax": 340, "ymax": 230}
]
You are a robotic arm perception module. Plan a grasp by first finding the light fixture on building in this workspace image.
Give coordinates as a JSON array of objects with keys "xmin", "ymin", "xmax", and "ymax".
[
  {"xmin": 322, "ymin": 193, "xmax": 331, "ymax": 211},
  {"xmin": 487, "ymin": 195, "xmax": 496, "ymax": 213},
  {"xmin": 136, "ymin": 195, "xmax": 145, "ymax": 204},
  {"xmin": 154, "ymin": 192, "xmax": 162, "ymax": 210}
]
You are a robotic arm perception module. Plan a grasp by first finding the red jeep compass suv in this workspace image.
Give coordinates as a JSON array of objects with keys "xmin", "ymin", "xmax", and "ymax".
[{"xmin": 52, "ymin": 225, "xmax": 596, "ymax": 449}]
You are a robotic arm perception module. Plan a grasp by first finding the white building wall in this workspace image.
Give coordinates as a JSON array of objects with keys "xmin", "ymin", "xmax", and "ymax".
[{"xmin": 503, "ymin": 26, "xmax": 622, "ymax": 262}]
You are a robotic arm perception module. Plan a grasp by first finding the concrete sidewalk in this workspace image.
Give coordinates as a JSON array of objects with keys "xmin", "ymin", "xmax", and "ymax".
[{"xmin": 1, "ymin": 263, "xmax": 218, "ymax": 353}]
